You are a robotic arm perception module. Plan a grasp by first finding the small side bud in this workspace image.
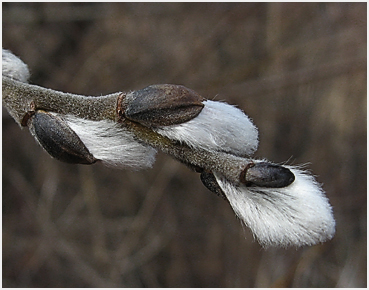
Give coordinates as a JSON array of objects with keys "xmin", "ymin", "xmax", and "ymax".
[
  {"xmin": 200, "ymin": 171, "xmax": 227, "ymax": 199},
  {"xmin": 29, "ymin": 111, "xmax": 97, "ymax": 164},
  {"xmin": 124, "ymin": 84, "xmax": 205, "ymax": 127},
  {"xmin": 242, "ymin": 162, "xmax": 295, "ymax": 188}
]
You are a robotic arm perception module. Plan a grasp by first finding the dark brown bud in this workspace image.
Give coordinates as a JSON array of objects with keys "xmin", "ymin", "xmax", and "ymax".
[
  {"xmin": 29, "ymin": 111, "xmax": 96, "ymax": 164},
  {"xmin": 124, "ymin": 84, "xmax": 205, "ymax": 127},
  {"xmin": 241, "ymin": 162, "xmax": 295, "ymax": 188},
  {"xmin": 200, "ymin": 171, "xmax": 227, "ymax": 199}
]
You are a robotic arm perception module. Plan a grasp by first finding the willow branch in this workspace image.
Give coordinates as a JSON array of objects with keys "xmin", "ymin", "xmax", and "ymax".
[
  {"xmin": 2, "ymin": 76, "xmax": 118, "ymax": 124},
  {"xmin": 2, "ymin": 75, "xmax": 251, "ymax": 185},
  {"xmin": 2, "ymin": 48, "xmax": 336, "ymax": 247}
]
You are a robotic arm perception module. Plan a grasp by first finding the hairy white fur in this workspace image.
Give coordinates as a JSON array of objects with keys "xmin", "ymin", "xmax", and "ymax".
[
  {"xmin": 63, "ymin": 115, "xmax": 157, "ymax": 169},
  {"xmin": 154, "ymin": 100, "xmax": 258, "ymax": 157},
  {"xmin": 2, "ymin": 49, "xmax": 30, "ymax": 83},
  {"xmin": 215, "ymin": 162, "xmax": 335, "ymax": 247}
]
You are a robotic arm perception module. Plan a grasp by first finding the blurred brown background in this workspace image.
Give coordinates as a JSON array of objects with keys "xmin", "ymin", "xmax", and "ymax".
[{"xmin": 2, "ymin": 3, "xmax": 366, "ymax": 287}]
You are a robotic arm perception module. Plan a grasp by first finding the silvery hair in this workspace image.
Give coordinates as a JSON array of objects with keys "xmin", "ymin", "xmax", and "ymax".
[
  {"xmin": 64, "ymin": 115, "xmax": 157, "ymax": 169},
  {"xmin": 154, "ymin": 100, "xmax": 259, "ymax": 157}
]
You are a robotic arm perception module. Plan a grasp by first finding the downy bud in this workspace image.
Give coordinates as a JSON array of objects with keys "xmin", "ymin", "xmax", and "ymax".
[
  {"xmin": 2, "ymin": 49, "xmax": 30, "ymax": 83},
  {"xmin": 214, "ymin": 163, "xmax": 336, "ymax": 247}
]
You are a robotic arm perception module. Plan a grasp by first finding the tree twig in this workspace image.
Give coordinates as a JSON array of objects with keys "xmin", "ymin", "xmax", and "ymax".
[{"xmin": 2, "ymin": 75, "xmax": 254, "ymax": 185}]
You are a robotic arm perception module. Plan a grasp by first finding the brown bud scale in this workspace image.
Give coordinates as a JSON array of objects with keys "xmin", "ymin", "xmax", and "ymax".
[
  {"xmin": 241, "ymin": 162, "xmax": 295, "ymax": 188},
  {"xmin": 29, "ymin": 111, "xmax": 96, "ymax": 164},
  {"xmin": 123, "ymin": 84, "xmax": 205, "ymax": 127}
]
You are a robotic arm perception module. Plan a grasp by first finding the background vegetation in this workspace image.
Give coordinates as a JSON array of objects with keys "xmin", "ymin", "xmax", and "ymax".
[{"xmin": 3, "ymin": 3, "xmax": 366, "ymax": 287}]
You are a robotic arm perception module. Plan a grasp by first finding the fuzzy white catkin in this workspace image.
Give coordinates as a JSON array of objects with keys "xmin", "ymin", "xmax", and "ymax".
[
  {"xmin": 2, "ymin": 49, "xmax": 30, "ymax": 82},
  {"xmin": 154, "ymin": 100, "xmax": 259, "ymax": 157},
  {"xmin": 63, "ymin": 115, "xmax": 157, "ymax": 169},
  {"xmin": 214, "ymin": 161, "xmax": 336, "ymax": 247}
]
